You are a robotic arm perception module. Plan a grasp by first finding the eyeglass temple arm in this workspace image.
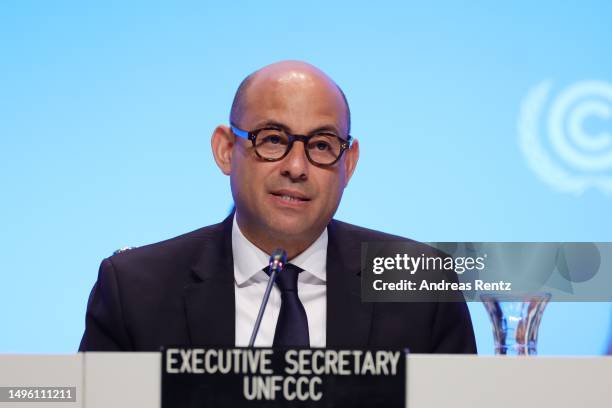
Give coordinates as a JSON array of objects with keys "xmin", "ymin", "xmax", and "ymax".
[{"xmin": 230, "ymin": 125, "xmax": 250, "ymax": 140}]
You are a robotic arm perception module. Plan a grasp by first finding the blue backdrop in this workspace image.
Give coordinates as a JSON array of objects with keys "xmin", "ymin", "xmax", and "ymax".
[{"xmin": 1, "ymin": 1, "xmax": 611, "ymax": 354}]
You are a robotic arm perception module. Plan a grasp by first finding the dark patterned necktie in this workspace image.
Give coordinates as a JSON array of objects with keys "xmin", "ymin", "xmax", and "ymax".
[{"xmin": 264, "ymin": 263, "xmax": 310, "ymax": 347}]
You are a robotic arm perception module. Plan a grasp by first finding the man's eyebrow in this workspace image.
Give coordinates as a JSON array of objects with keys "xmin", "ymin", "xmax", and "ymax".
[
  {"xmin": 309, "ymin": 125, "xmax": 340, "ymax": 135},
  {"xmin": 252, "ymin": 120, "xmax": 341, "ymax": 136},
  {"xmin": 252, "ymin": 120, "xmax": 289, "ymax": 131}
]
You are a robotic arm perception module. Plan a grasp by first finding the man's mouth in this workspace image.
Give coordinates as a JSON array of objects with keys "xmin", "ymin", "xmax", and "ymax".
[{"xmin": 270, "ymin": 190, "xmax": 311, "ymax": 202}]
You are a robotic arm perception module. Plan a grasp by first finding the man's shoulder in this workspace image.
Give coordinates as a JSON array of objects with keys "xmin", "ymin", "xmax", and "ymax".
[
  {"xmin": 106, "ymin": 219, "xmax": 227, "ymax": 274},
  {"xmin": 330, "ymin": 219, "xmax": 412, "ymax": 241},
  {"xmin": 329, "ymin": 219, "xmax": 444, "ymax": 256}
]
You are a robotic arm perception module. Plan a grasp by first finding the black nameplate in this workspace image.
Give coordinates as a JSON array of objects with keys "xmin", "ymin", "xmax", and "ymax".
[{"xmin": 162, "ymin": 347, "xmax": 407, "ymax": 407}]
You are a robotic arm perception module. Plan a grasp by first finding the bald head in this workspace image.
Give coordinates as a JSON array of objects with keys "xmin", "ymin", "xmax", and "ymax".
[{"xmin": 230, "ymin": 61, "xmax": 351, "ymax": 135}]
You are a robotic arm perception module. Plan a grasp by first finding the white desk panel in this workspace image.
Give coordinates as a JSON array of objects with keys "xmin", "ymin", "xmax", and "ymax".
[
  {"xmin": 2, "ymin": 353, "xmax": 612, "ymax": 407},
  {"xmin": 0, "ymin": 354, "xmax": 82, "ymax": 408}
]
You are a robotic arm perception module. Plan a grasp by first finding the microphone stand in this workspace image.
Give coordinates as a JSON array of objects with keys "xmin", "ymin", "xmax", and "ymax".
[{"xmin": 248, "ymin": 248, "xmax": 287, "ymax": 347}]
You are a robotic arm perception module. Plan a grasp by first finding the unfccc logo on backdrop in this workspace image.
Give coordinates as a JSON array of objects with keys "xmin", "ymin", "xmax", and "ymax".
[{"xmin": 518, "ymin": 80, "xmax": 612, "ymax": 195}]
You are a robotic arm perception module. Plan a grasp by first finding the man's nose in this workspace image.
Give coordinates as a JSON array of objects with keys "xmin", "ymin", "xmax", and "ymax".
[{"xmin": 280, "ymin": 141, "xmax": 309, "ymax": 181}]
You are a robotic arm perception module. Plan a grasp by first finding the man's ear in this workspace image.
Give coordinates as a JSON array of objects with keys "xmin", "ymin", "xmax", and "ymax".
[
  {"xmin": 211, "ymin": 125, "xmax": 235, "ymax": 175},
  {"xmin": 342, "ymin": 138, "xmax": 360, "ymax": 187}
]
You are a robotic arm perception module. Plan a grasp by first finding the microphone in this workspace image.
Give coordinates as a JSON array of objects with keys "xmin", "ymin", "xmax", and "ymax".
[{"xmin": 248, "ymin": 248, "xmax": 287, "ymax": 347}]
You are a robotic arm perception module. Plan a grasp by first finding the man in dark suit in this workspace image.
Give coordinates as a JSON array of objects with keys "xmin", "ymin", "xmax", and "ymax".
[{"xmin": 79, "ymin": 60, "xmax": 476, "ymax": 353}]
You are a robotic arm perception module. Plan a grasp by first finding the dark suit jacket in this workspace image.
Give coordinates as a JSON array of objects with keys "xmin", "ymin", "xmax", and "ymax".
[{"xmin": 79, "ymin": 215, "xmax": 477, "ymax": 353}]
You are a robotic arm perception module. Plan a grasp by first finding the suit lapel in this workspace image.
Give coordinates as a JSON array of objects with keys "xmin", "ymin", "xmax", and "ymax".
[
  {"xmin": 326, "ymin": 220, "xmax": 373, "ymax": 347},
  {"xmin": 183, "ymin": 214, "xmax": 235, "ymax": 346}
]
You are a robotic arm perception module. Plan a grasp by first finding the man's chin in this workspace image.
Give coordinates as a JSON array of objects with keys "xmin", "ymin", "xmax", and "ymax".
[{"xmin": 265, "ymin": 216, "xmax": 323, "ymax": 243}]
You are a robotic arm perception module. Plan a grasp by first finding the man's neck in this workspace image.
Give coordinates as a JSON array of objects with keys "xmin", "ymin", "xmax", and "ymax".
[{"xmin": 234, "ymin": 213, "xmax": 322, "ymax": 260}]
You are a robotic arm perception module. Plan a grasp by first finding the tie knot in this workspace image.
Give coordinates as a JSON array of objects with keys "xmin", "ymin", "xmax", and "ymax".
[{"xmin": 265, "ymin": 263, "xmax": 303, "ymax": 292}]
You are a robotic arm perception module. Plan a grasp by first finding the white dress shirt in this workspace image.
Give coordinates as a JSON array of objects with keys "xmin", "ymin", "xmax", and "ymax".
[{"xmin": 232, "ymin": 215, "xmax": 327, "ymax": 347}]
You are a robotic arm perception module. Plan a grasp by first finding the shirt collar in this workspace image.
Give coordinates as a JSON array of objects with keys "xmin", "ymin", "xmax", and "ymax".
[{"xmin": 232, "ymin": 214, "xmax": 328, "ymax": 285}]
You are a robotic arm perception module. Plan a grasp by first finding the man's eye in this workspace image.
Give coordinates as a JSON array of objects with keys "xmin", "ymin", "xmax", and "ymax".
[
  {"xmin": 313, "ymin": 141, "xmax": 331, "ymax": 151},
  {"xmin": 308, "ymin": 138, "xmax": 332, "ymax": 151},
  {"xmin": 262, "ymin": 135, "xmax": 283, "ymax": 144}
]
